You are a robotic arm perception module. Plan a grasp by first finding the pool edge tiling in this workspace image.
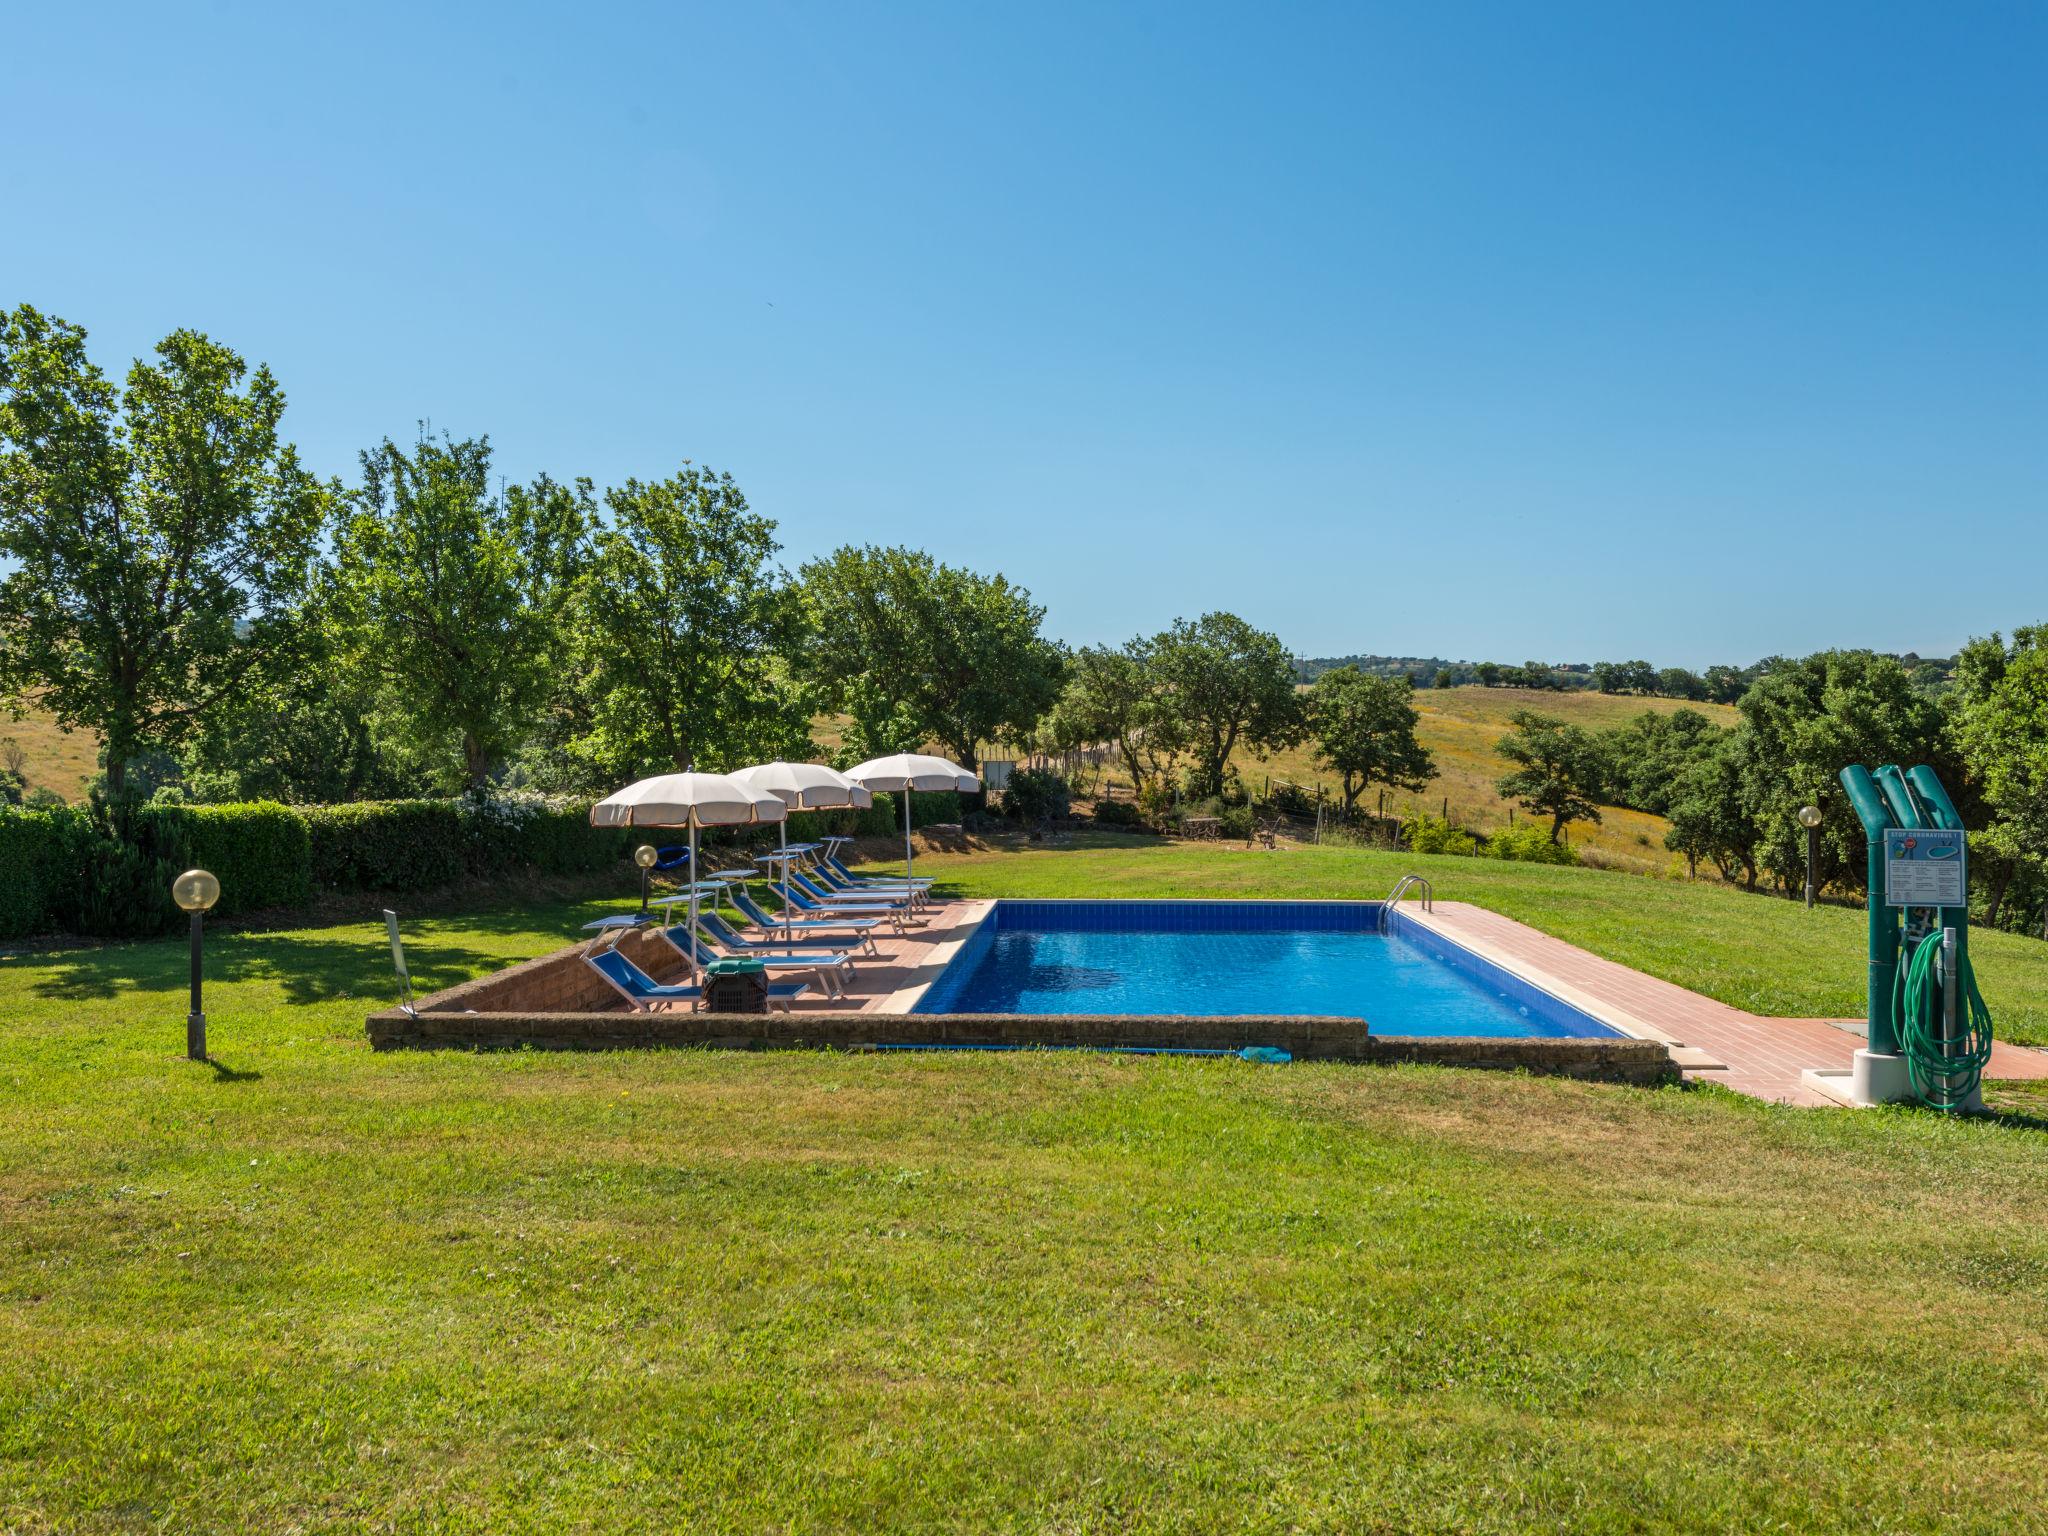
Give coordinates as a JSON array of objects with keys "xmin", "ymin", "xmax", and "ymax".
[{"xmin": 902, "ymin": 899, "xmax": 1625, "ymax": 1040}]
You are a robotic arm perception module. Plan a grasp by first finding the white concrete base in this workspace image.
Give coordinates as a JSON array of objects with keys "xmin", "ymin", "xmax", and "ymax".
[
  {"xmin": 1801, "ymin": 1051, "xmax": 1911, "ymax": 1108},
  {"xmin": 1802, "ymin": 1049, "xmax": 1984, "ymax": 1111}
]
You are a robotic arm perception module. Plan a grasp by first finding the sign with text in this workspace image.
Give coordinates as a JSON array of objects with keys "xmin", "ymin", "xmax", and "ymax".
[{"xmin": 1883, "ymin": 828, "xmax": 1966, "ymax": 908}]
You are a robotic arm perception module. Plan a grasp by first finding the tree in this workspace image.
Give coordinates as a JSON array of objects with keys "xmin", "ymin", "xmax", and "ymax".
[
  {"xmin": 1041, "ymin": 642, "xmax": 1182, "ymax": 795},
  {"xmin": 1309, "ymin": 668, "xmax": 1436, "ymax": 815},
  {"xmin": 797, "ymin": 545, "xmax": 1065, "ymax": 798},
  {"xmin": 1434, "ymin": 668, "xmax": 1454, "ymax": 690},
  {"xmin": 1147, "ymin": 612, "xmax": 1304, "ymax": 799},
  {"xmin": 0, "ymin": 306, "xmax": 327, "ymax": 801},
  {"xmin": 1952, "ymin": 628, "xmax": 2048, "ymax": 930},
  {"xmin": 1494, "ymin": 710, "xmax": 1605, "ymax": 843},
  {"xmin": 1703, "ymin": 664, "xmax": 1750, "ymax": 704},
  {"xmin": 1657, "ymin": 666, "xmax": 1707, "ymax": 701},
  {"xmin": 1735, "ymin": 650, "xmax": 1947, "ymax": 895},
  {"xmin": 1474, "ymin": 662, "xmax": 1502, "ymax": 688},
  {"xmin": 1664, "ymin": 736, "xmax": 1760, "ymax": 885},
  {"xmin": 326, "ymin": 435, "xmax": 589, "ymax": 791},
  {"xmin": 568, "ymin": 465, "xmax": 812, "ymax": 779},
  {"xmin": 176, "ymin": 634, "xmax": 422, "ymax": 803}
]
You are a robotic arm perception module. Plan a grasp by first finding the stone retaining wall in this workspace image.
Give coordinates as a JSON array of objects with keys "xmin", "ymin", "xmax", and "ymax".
[{"xmin": 365, "ymin": 1004, "xmax": 1676, "ymax": 1085}]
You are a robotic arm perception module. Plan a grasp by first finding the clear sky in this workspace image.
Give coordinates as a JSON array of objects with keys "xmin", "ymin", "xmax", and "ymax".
[{"xmin": 8, "ymin": 2, "xmax": 2044, "ymax": 666}]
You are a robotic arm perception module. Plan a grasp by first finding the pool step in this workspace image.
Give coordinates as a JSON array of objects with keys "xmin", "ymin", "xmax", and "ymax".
[{"xmin": 1668, "ymin": 1045, "xmax": 1729, "ymax": 1072}]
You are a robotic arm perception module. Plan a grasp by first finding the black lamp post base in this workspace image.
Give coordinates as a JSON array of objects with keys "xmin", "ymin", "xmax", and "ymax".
[{"xmin": 187, "ymin": 1013, "xmax": 207, "ymax": 1062}]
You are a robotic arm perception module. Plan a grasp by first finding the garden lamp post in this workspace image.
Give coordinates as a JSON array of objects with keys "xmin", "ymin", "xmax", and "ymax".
[
  {"xmin": 634, "ymin": 843, "xmax": 659, "ymax": 917},
  {"xmin": 1797, "ymin": 805, "xmax": 1823, "ymax": 909},
  {"xmin": 171, "ymin": 868, "xmax": 221, "ymax": 1060}
]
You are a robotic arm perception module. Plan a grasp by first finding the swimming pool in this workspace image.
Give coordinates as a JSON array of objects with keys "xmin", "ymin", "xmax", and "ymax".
[{"xmin": 911, "ymin": 901, "xmax": 1623, "ymax": 1040}]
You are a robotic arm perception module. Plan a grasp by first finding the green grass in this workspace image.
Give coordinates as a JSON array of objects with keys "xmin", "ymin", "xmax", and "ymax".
[
  {"xmin": 912, "ymin": 834, "xmax": 2048, "ymax": 1045},
  {"xmin": 8, "ymin": 861, "xmax": 2048, "ymax": 1532}
]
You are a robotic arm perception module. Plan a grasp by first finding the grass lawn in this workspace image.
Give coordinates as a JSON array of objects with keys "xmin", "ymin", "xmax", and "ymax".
[{"xmin": 6, "ymin": 854, "xmax": 2048, "ymax": 1532}]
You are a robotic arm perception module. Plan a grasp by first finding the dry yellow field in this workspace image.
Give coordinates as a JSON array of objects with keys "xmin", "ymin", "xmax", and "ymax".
[
  {"xmin": 1229, "ymin": 685, "xmax": 1738, "ymax": 878},
  {"xmin": 1, "ymin": 705, "xmax": 99, "ymax": 802}
]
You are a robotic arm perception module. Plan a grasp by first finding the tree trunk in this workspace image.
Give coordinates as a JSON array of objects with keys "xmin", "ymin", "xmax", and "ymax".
[
  {"xmin": 463, "ymin": 734, "xmax": 491, "ymax": 791},
  {"xmin": 1984, "ymin": 861, "xmax": 2014, "ymax": 927},
  {"xmin": 1549, "ymin": 810, "xmax": 1567, "ymax": 844}
]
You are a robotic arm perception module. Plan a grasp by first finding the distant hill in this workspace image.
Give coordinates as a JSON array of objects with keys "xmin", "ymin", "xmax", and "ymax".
[{"xmin": 1, "ymin": 706, "xmax": 98, "ymax": 803}]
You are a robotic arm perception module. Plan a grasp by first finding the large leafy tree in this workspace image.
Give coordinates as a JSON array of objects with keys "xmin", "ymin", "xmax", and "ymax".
[
  {"xmin": 1148, "ymin": 612, "xmax": 1303, "ymax": 799},
  {"xmin": 0, "ymin": 306, "xmax": 327, "ymax": 800},
  {"xmin": 1734, "ymin": 649, "xmax": 1947, "ymax": 894},
  {"xmin": 1952, "ymin": 628, "xmax": 2048, "ymax": 929},
  {"xmin": 1494, "ymin": 710, "xmax": 1606, "ymax": 843},
  {"xmin": 1663, "ymin": 736, "xmax": 1761, "ymax": 885},
  {"xmin": 569, "ymin": 465, "xmax": 812, "ymax": 779},
  {"xmin": 1039, "ymin": 642, "xmax": 1183, "ymax": 795},
  {"xmin": 1309, "ymin": 667, "xmax": 1435, "ymax": 815},
  {"xmin": 796, "ymin": 545, "xmax": 1065, "ymax": 789},
  {"xmin": 326, "ymin": 435, "xmax": 589, "ymax": 791}
]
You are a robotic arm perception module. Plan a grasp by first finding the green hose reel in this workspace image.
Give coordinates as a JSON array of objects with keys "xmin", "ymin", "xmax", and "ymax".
[
  {"xmin": 1838, "ymin": 763, "xmax": 1993, "ymax": 1111},
  {"xmin": 1894, "ymin": 926, "xmax": 1993, "ymax": 1110}
]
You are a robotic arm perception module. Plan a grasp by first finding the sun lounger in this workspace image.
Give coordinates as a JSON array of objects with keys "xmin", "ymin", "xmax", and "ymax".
[
  {"xmin": 818, "ymin": 846, "xmax": 933, "ymax": 890},
  {"xmin": 658, "ymin": 923, "xmax": 852, "ymax": 998},
  {"xmin": 585, "ymin": 946, "xmax": 810, "ymax": 1012},
  {"xmin": 701, "ymin": 910, "xmax": 867, "ymax": 961},
  {"xmin": 787, "ymin": 869, "xmax": 916, "ymax": 913},
  {"xmin": 728, "ymin": 887, "xmax": 885, "ymax": 949}
]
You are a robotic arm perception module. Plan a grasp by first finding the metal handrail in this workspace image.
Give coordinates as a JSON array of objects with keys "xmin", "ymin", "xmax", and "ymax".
[{"xmin": 1380, "ymin": 874, "xmax": 1434, "ymax": 930}]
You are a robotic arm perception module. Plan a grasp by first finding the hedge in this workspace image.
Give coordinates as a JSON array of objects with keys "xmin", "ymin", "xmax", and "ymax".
[{"xmin": 0, "ymin": 788, "xmax": 965, "ymax": 939}]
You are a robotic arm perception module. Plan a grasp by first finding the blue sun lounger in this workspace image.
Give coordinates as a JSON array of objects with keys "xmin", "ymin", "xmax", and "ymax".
[
  {"xmin": 817, "ymin": 840, "xmax": 934, "ymax": 891},
  {"xmin": 787, "ymin": 868, "xmax": 916, "ymax": 913},
  {"xmin": 803, "ymin": 859, "xmax": 930, "ymax": 904},
  {"xmin": 657, "ymin": 923, "xmax": 853, "ymax": 998},
  {"xmin": 776, "ymin": 880, "xmax": 913, "ymax": 930},
  {"xmin": 728, "ymin": 886, "xmax": 885, "ymax": 949},
  {"xmin": 700, "ymin": 910, "xmax": 864, "ymax": 963},
  {"xmin": 585, "ymin": 946, "xmax": 810, "ymax": 1013}
]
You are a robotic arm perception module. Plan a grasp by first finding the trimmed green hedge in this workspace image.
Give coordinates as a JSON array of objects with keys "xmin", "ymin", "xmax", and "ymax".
[
  {"xmin": 0, "ymin": 788, "xmax": 966, "ymax": 939},
  {"xmin": 0, "ymin": 809, "xmax": 76, "ymax": 939},
  {"xmin": 189, "ymin": 802, "xmax": 314, "ymax": 914}
]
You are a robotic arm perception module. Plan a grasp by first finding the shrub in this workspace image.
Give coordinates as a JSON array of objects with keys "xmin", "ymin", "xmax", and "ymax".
[
  {"xmin": 1002, "ymin": 768, "xmax": 1071, "ymax": 824},
  {"xmin": 0, "ymin": 808, "xmax": 79, "ymax": 939},
  {"xmin": 303, "ymin": 801, "xmax": 467, "ymax": 892},
  {"xmin": 186, "ymin": 802, "xmax": 314, "ymax": 914},
  {"xmin": 1091, "ymin": 798, "xmax": 1147, "ymax": 830},
  {"xmin": 1488, "ymin": 821, "xmax": 1580, "ymax": 865},
  {"xmin": 1406, "ymin": 814, "xmax": 1478, "ymax": 857},
  {"xmin": 1267, "ymin": 782, "xmax": 1314, "ymax": 818},
  {"xmin": 1217, "ymin": 804, "xmax": 1255, "ymax": 840}
]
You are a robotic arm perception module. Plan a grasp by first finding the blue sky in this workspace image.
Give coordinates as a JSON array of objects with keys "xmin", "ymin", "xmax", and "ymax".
[{"xmin": 9, "ymin": 2, "xmax": 2044, "ymax": 665}]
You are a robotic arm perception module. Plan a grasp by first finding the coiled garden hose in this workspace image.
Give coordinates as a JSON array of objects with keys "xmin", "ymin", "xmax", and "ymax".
[{"xmin": 1894, "ymin": 933, "xmax": 1993, "ymax": 1111}]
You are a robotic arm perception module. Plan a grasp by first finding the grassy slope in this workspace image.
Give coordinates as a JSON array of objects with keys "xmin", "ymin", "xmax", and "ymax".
[
  {"xmin": 6, "ymin": 886, "xmax": 2048, "ymax": 1532},
  {"xmin": 1, "ymin": 706, "xmax": 98, "ymax": 802},
  {"xmin": 1221, "ymin": 685, "xmax": 1741, "ymax": 877},
  {"xmin": 906, "ymin": 834, "xmax": 2048, "ymax": 1045}
]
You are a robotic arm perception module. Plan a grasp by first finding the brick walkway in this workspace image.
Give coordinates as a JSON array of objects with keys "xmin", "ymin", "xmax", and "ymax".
[
  {"xmin": 1404, "ymin": 901, "xmax": 2048, "ymax": 1105},
  {"xmin": 772, "ymin": 899, "xmax": 993, "ymax": 1014}
]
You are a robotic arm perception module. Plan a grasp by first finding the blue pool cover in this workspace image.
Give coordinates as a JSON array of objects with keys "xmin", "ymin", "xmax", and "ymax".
[{"xmin": 911, "ymin": 901, "xmax": 1621, "ymax": 1040}]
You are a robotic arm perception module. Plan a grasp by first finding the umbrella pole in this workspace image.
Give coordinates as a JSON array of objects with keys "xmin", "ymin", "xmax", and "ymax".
[
  {"xmin": 780, "ymin": 816, "xmax": 790, "ymax": 913},
  {"xmin": 903, "ymin": 787, "xmax": 914, "ymax": 883},
  {"xmin": 688, "ymin": 822, "xmax": 700, "ymax": 1009}
]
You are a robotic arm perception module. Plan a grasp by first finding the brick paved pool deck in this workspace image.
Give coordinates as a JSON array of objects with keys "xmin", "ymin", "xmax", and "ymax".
[{"xmin": 1403, "ymin": 900, "xmax": 2048, "ymax": 1105}]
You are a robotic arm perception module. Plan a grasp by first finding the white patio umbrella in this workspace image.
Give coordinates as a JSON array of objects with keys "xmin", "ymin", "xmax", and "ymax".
[
  {"xmin": 844, "ymin": 752, "xmax": 979, "ymax": 882},
  {"xmin": 590, "ymin": 771, "xmax": 786, "ymax": 994},
  {"xmin": 731, "ymin": 761, "xmax": 866, "ymax": 907}
]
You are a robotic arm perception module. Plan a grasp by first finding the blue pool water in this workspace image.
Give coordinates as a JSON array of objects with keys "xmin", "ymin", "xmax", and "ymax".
[{"xmin": 912, "ymin": 901, "xmax": 1619, "ymax": 1039}]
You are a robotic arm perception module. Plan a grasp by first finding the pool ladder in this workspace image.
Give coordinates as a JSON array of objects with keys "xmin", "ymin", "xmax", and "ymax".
[{"xmin": 1380, "ymin": 874, "xmax": 1434, "ymax": 931}]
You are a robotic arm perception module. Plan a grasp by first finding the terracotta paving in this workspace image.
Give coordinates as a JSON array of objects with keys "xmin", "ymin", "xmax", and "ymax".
[
  {"xmin": 769, "ymin": 898, "xmax": 992, "ymax": 1014},
  {"xmin": 1404, "ymin": 901, "xmax": 2048, "ymax": 1105}
]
